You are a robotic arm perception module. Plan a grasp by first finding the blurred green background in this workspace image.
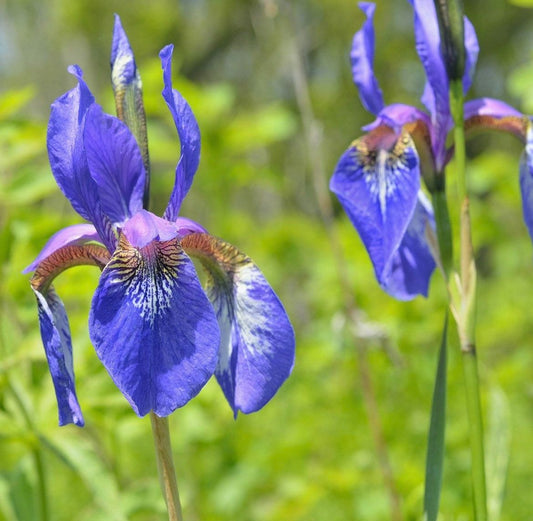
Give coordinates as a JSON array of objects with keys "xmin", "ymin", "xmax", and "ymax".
[{"xmin": 1, "ymin": 0, "xmax": 533, "ymax": 519}]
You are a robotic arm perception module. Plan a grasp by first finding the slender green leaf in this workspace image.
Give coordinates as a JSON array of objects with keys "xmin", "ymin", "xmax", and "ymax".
[
  {"xmin": 486, "ymin": 387, "xmax": 511, "ymax": 521},
  {"xmin": 423, "ymin": 314, "xmax": 448, "ymax": 521}
]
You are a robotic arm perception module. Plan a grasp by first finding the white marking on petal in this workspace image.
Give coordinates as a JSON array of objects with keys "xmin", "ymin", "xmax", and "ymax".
[{"xmin": 107, "ymin": 236, "xmax": 183, "ymax": 327}]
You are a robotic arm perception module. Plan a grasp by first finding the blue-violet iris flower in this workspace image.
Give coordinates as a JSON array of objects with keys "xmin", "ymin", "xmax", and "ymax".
[
  {"xmin": 25, "ymin": 16, "xmax": 295, "ymax": 426},
  {"xmin": 330, "ymin": 1, "xmax": 533, "ymax": 300}
]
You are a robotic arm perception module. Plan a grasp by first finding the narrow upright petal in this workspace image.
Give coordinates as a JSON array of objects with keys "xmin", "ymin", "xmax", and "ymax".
[
  {"xmin": 182, "ymin": 233, "xmax": 295, "ymax": 415},
  {"xmin": 89, "ymin": 233, "xmax": 219, "ymax": 417},
  {"xmin": 160, "ymin": 45, "xmax": 201, "ymax": 221},
  {"xmin": 331, "ymin": 127, "xmax": 424, "ymax": 296},
  {"xmin": 47, "ymin": 67, "xmax": 116, "ymax": 252},
  {"xmin": 83, "ymin": 104, "xmax": 145, "ymax": 226},
  {"xmin": 351, "ymin": 2, "xmax": 385, "ymax": 115},
  {"xmin": 380, "ymin": 193, "xmax": 436, "ymax": 299},
  {"xmin": 463, "ymin": 17, "xmax": 479, "ymax": 94},
  {"xmin": 411, "ymin": 0, "xmax": 449, "ymax": 125}
]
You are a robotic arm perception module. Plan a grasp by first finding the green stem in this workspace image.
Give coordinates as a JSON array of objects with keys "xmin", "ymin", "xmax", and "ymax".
[
  {"xmin": 449, "ymin": 78, "xmax": 487, "ymax": 521},
  {"xmin": 431, "ymin": 188, "xmax": 453, "ymax": 280},
  {"xmin": 150, "ymin": 413, "xmax": 183, "ymax": 521}
]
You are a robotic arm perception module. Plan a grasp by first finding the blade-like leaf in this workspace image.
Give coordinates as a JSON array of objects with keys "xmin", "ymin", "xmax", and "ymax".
[{"xmin": 423, "ymin": 314, "xmax": 448, "ymax": 521}]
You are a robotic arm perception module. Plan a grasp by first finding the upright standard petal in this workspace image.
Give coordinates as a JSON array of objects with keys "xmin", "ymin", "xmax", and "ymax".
[
  {"xmin": 47, "ymin": 67, "xmax": 116, "ymax": 252},
  {"xmin": 351, "ymin": 2, "xmax": 385, "ymax": 115},
  {"xmin": 89, "ymin": 233, "xmax": 219, "ymax": 417},
  {"xmin": 411, "ymin": 0, "xmax": 449, "ymax": 123},
  {"xmin": 47, "ymin": 65, "xmax": 95, "ymax": 221},
  {"xmin": 83, "ymin": 104, "xmax": 145, "ymax": 226},
  {"xmin": 182, "ymin": 233, "xmax": 295, "ymax": 415},
  {"xmin": 380, "ymin": 192, "xmax": 436, "ymax": 299},
  {"xmin": 331, "ymin": 127, "xmax": 423, "ymax": 296},
  {"xmin": 160, "ymin": 45, "xmax": 201, "ymax": 221},
  {"xmin": 30, "ymin": 240, "xmax": 111, "ymax": 426},
  {"xmin": 463, "ymin": 17, "xmax": 479, "ymax": 94}
]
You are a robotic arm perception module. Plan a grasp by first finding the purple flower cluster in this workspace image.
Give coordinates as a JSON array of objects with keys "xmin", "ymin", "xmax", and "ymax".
[
  {"xmin": 331, "ymin": 1, "xmax": 533, "ymax": 300},
  {"xmin": 26, "ymin": 16, "xmax": 295, "ymax": 426}
]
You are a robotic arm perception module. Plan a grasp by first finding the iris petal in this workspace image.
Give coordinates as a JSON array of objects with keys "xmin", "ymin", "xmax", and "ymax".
[
  {"xmin": 463, "ymin": 17, "xmax": 479, "ymax": 94},
  {"xmin": 380, "ymin": 192, "xmax": 436, "ymax": 299},
  {"xmin": 160, "ymin": 45, "xmax": 201, "ymax": 221},
  {"xmin": 24, "ymin": 223, "xmax": 100, "ymax": 274},
  {"xmin": 330, "ymin": 128, "xmax": 423, "ymax": 295},
  {"xmin": 89, "ymin": 234, "xmax": 219, "ymax": 417},
  {"xmin": 351, "ymin": 2, "xmax": 385, "ymax": 115},
  {"xmin": 83, "ymin": 104, "xmax": 145, "ymax": 226},
  {"xmin": 47, "ymin": 67, "xmax": 116, "ymax": 252},
  {"xmin": 182, "ymin": 233, "xmax": 295, "ymax": 415},
  {"xmin": 464, "ymin": 98, "xmax": 527, "ymax": 140},
  {"xmin": 411, "ymin": 0, "xmax": 449, "ymax": 122},
  {"xmin": 33, "ymin": 286, "xmax": 84, "ymax": 426},
  {"xmin": 29, "ymin": 241, "xmax": 111, "ymax": 427}
]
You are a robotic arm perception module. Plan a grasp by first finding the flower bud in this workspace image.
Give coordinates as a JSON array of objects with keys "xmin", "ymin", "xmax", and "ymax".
[{"xmin": 434, "ymin": 0, "xmax": 465, "ymax": 81}]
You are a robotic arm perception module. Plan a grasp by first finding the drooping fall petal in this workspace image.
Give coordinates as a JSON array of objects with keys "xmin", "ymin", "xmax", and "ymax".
[
  {"xmin": 331, "ymin": 127, "xmax": 424, "ymax": 298},
  {"xmin": 29, "ymin": 241, "xmax": 111, "ymax": 426},
  {"xmin": 182, "ymin": 233, "xmax": 295, "ymax": 415},
  {"xmin": 379, "ymin": 192, "xmax": 436, "ymax": 299},
  {"xmin": 89, "ymin": 230, "xmax": 219, "ymax": 417}
]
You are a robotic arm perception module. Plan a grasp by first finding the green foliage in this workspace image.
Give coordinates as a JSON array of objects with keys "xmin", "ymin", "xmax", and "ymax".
[{"xmin": 1, "ymin": 0, "xmax": 533, "ymax": 520}]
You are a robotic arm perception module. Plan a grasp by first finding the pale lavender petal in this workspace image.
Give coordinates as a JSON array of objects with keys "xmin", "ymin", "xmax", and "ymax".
[
  {"xmin": 351, "ymin": 2, "xmax": 385, "ymax": 115},
  {"xmin": 362, "ymin": 103, "xmax": 431, "ymax": 133},
  {"xmin": 182, "ymin": 234, "xmax": 295, "ymax": 415},
  {"xmin": 83, "ymin": 104, "xmax": 145, "ymax": 226},
  {"xmin": 160, "ymin": 45, "xmax": 201, "ymax": 221},
  {"xmin": 464, "ymin": 97, "xmax": 523, "ymax": 120},
  {"xmin": 175, "ymin": 216, "xmax": 208, "ymax": 239},
  {"xmin": 121, "ymin": 209, "xmax": 178, "ymax": 248},
  {"xmin": 24, "ymin": 224, "xmax": 99, "ymax": 274},
  {"xmin": 89, "ymin": 233, "xmax": 219, "ymax": 417}
]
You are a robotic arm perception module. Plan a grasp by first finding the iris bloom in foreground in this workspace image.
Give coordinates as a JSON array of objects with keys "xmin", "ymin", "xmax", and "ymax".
[
  {"xmin": 25, "ymin": 16, "xmax": 295, "ymax": 426},
  {"xmin": 331, "ymin": 1, "xmax": 533, "ymax": 300}
]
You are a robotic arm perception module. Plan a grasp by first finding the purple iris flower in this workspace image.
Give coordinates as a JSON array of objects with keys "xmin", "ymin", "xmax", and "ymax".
[
  {"xmin": 25, "ymin": 16, "xmax": 295, "ymax": 426},
  {"xmin": 330, "ymin": 1, "xmax": 533, "ymax": 300}
]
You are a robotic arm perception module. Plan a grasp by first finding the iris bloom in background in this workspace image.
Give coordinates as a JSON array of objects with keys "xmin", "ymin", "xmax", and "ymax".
[
  {"xmin": 25, "ymin": 16, "xmax": 295, "ymax": 426},
  {"xmin": 331, "ymin": 0, "xmax": 533, "ymax": 300}
]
